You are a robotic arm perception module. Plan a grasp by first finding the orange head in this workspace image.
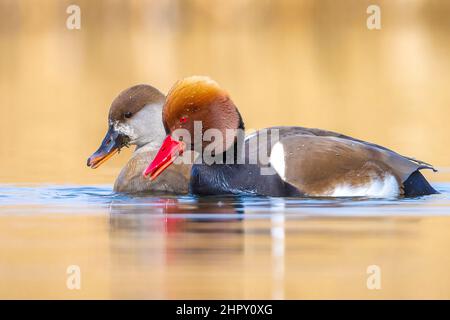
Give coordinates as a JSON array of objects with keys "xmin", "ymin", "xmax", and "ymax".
[{"xmin": 144, "ymin": 76, "xmax": 244, "ymax": 180}]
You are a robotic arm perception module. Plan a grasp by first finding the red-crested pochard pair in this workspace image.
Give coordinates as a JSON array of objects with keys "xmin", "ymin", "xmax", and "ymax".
[{"xmin": 89, "ymin": 76, "xmax": 437, "ymax": 198}]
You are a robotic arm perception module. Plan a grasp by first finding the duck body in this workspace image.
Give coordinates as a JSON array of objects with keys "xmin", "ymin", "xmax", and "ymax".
[
  {"xmin": 190, "ymin": 163, "xmax": 301, "ymax": 196},
  {"xmin": 114, "ymin": 145, "xmax": 191, "ymax": 194},
  {"xmin": 190, "ymin": 126, "xmax": 437, "ymax": 198}
]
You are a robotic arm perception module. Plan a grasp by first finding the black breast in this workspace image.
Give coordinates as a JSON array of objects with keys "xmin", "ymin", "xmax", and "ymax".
[{"xmin": 189, "ymin": 163, "xmax": 301, "ymax": 197}]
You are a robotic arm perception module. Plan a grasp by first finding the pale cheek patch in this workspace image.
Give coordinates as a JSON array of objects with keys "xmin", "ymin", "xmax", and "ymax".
[
  {"xmin": 329, "ymin": 174, "xmax": 400, "ymax": 198},
  {"xmin": 113, "ymin": 122, "xmax": 137, "ymax": 141},
  {"xmin": 269, "ymin": 141, "xmax": 286, "ymax": 180}
]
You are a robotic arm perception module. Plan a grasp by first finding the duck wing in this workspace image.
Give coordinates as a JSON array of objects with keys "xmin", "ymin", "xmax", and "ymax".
[{"xmin": 245, "ymin": 126, "xmax": 436, "ymax": 197}]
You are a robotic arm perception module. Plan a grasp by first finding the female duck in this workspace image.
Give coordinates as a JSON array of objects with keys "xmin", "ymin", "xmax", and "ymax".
[
  {"xmin": 144, "ymin": 76, "xmax": 437, "ymax": 198},
  {"xmin": 87, "ymin": 84, "xmax": 191, "ymax": 194}
]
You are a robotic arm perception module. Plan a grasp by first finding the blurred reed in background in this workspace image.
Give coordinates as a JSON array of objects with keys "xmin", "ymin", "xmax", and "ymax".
[{"xmin": 0, "ymin": 0, "xmax": 449, "ymax": 183}]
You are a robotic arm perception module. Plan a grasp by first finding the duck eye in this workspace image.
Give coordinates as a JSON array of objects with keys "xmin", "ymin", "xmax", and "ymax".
[
  {"xmin": 124, "ymin": 112, "xmax": 133, "ymax": 119},
  {"xmin": 180, "ymin": 116, "xmax": 188, "ymax": 124}
]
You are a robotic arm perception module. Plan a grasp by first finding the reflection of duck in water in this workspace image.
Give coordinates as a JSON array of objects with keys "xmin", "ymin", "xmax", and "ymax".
[
  {"xmin": 109, "ymin": 196, "xmax": 245, "ymax": 233},
  {"xmin": 145, "ymin": 76, "xmax": 438, "ymax": 198},
  {"xmin": 107, "ymin": 196, "xmax": 249, "ymax": 299},
  {"xmin": 87, "ymin": 85, "xmax": 191, "ymax": 194},
  {"xmin": 110, "ymin": 195, "xmax": 244, "ymax": 218}
]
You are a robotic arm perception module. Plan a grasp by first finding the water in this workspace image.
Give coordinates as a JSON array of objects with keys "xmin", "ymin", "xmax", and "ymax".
[
  {"xmin": 1, "ymin": 184, "xmax": 450, "ymax": 216},
  {"xmin": 1, "ymin": 184, "xmax": 450, "ymax": 299}
]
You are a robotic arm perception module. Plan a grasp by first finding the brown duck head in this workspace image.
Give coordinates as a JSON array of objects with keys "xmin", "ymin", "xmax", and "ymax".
[{"xmin": 87, "ymin": 84, "xmax": 165, "ymax": 169}]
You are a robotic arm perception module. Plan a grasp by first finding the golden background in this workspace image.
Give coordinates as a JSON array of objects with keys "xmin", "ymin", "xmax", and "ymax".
[{"xmin": 1, "ymin": 0, "xmax": 449, "ymax": 183}]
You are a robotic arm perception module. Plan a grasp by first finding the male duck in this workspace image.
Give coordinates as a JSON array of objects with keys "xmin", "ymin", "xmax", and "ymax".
[{"xmin": 144, "ymin": 76, "xmax": 437, "ymax": 198}]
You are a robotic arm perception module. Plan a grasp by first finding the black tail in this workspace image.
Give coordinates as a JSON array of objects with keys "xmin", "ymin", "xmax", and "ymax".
[{"xmin": 403, "ymin": 170, "xmax": 438, "ymax": 197}]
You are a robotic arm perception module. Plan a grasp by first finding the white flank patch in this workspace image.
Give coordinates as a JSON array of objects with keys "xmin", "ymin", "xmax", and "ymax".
[
  {"xmin": 269, "ymin": 141, "xmax": 286, "ymax": 180},
  {"xmin": 329, "ymin": 174, "xmax": 400, "ymax": 198}
]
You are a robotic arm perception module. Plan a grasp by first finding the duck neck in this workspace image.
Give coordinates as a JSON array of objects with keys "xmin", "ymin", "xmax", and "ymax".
[
  {"xmin": 223, "ymin": 109, "xmax": 245, "ymax": 164},
  {"xmin": 135, "ymin": 133, "xmax": 165, "ymax": 152},
  {"xmin": 220, "ymin": 138, "xmax": 242, "ymax": 165},
  {"xmin": 132, "ymin": 103, "xmax": 166, "ymax": 152},
  {"xmin": 216, "ymin": 110, "xmax": 246, "ymax": 165}
]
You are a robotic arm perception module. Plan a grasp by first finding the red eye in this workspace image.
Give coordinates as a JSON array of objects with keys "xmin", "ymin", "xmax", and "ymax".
[{"xmin": 180, "ymin": 116, "xmax": 188, "ymax": 123}]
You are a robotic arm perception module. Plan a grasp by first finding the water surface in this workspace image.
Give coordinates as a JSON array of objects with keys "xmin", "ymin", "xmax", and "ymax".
[{"xmin": 1, "ymin": 184, "xmax": 450, "ymax": 299}]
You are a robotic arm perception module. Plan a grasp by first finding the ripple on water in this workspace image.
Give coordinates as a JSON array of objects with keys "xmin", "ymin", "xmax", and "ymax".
[{"xmin": 0, "ymin": 183, "xmax": 449, "ymax": 217}]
